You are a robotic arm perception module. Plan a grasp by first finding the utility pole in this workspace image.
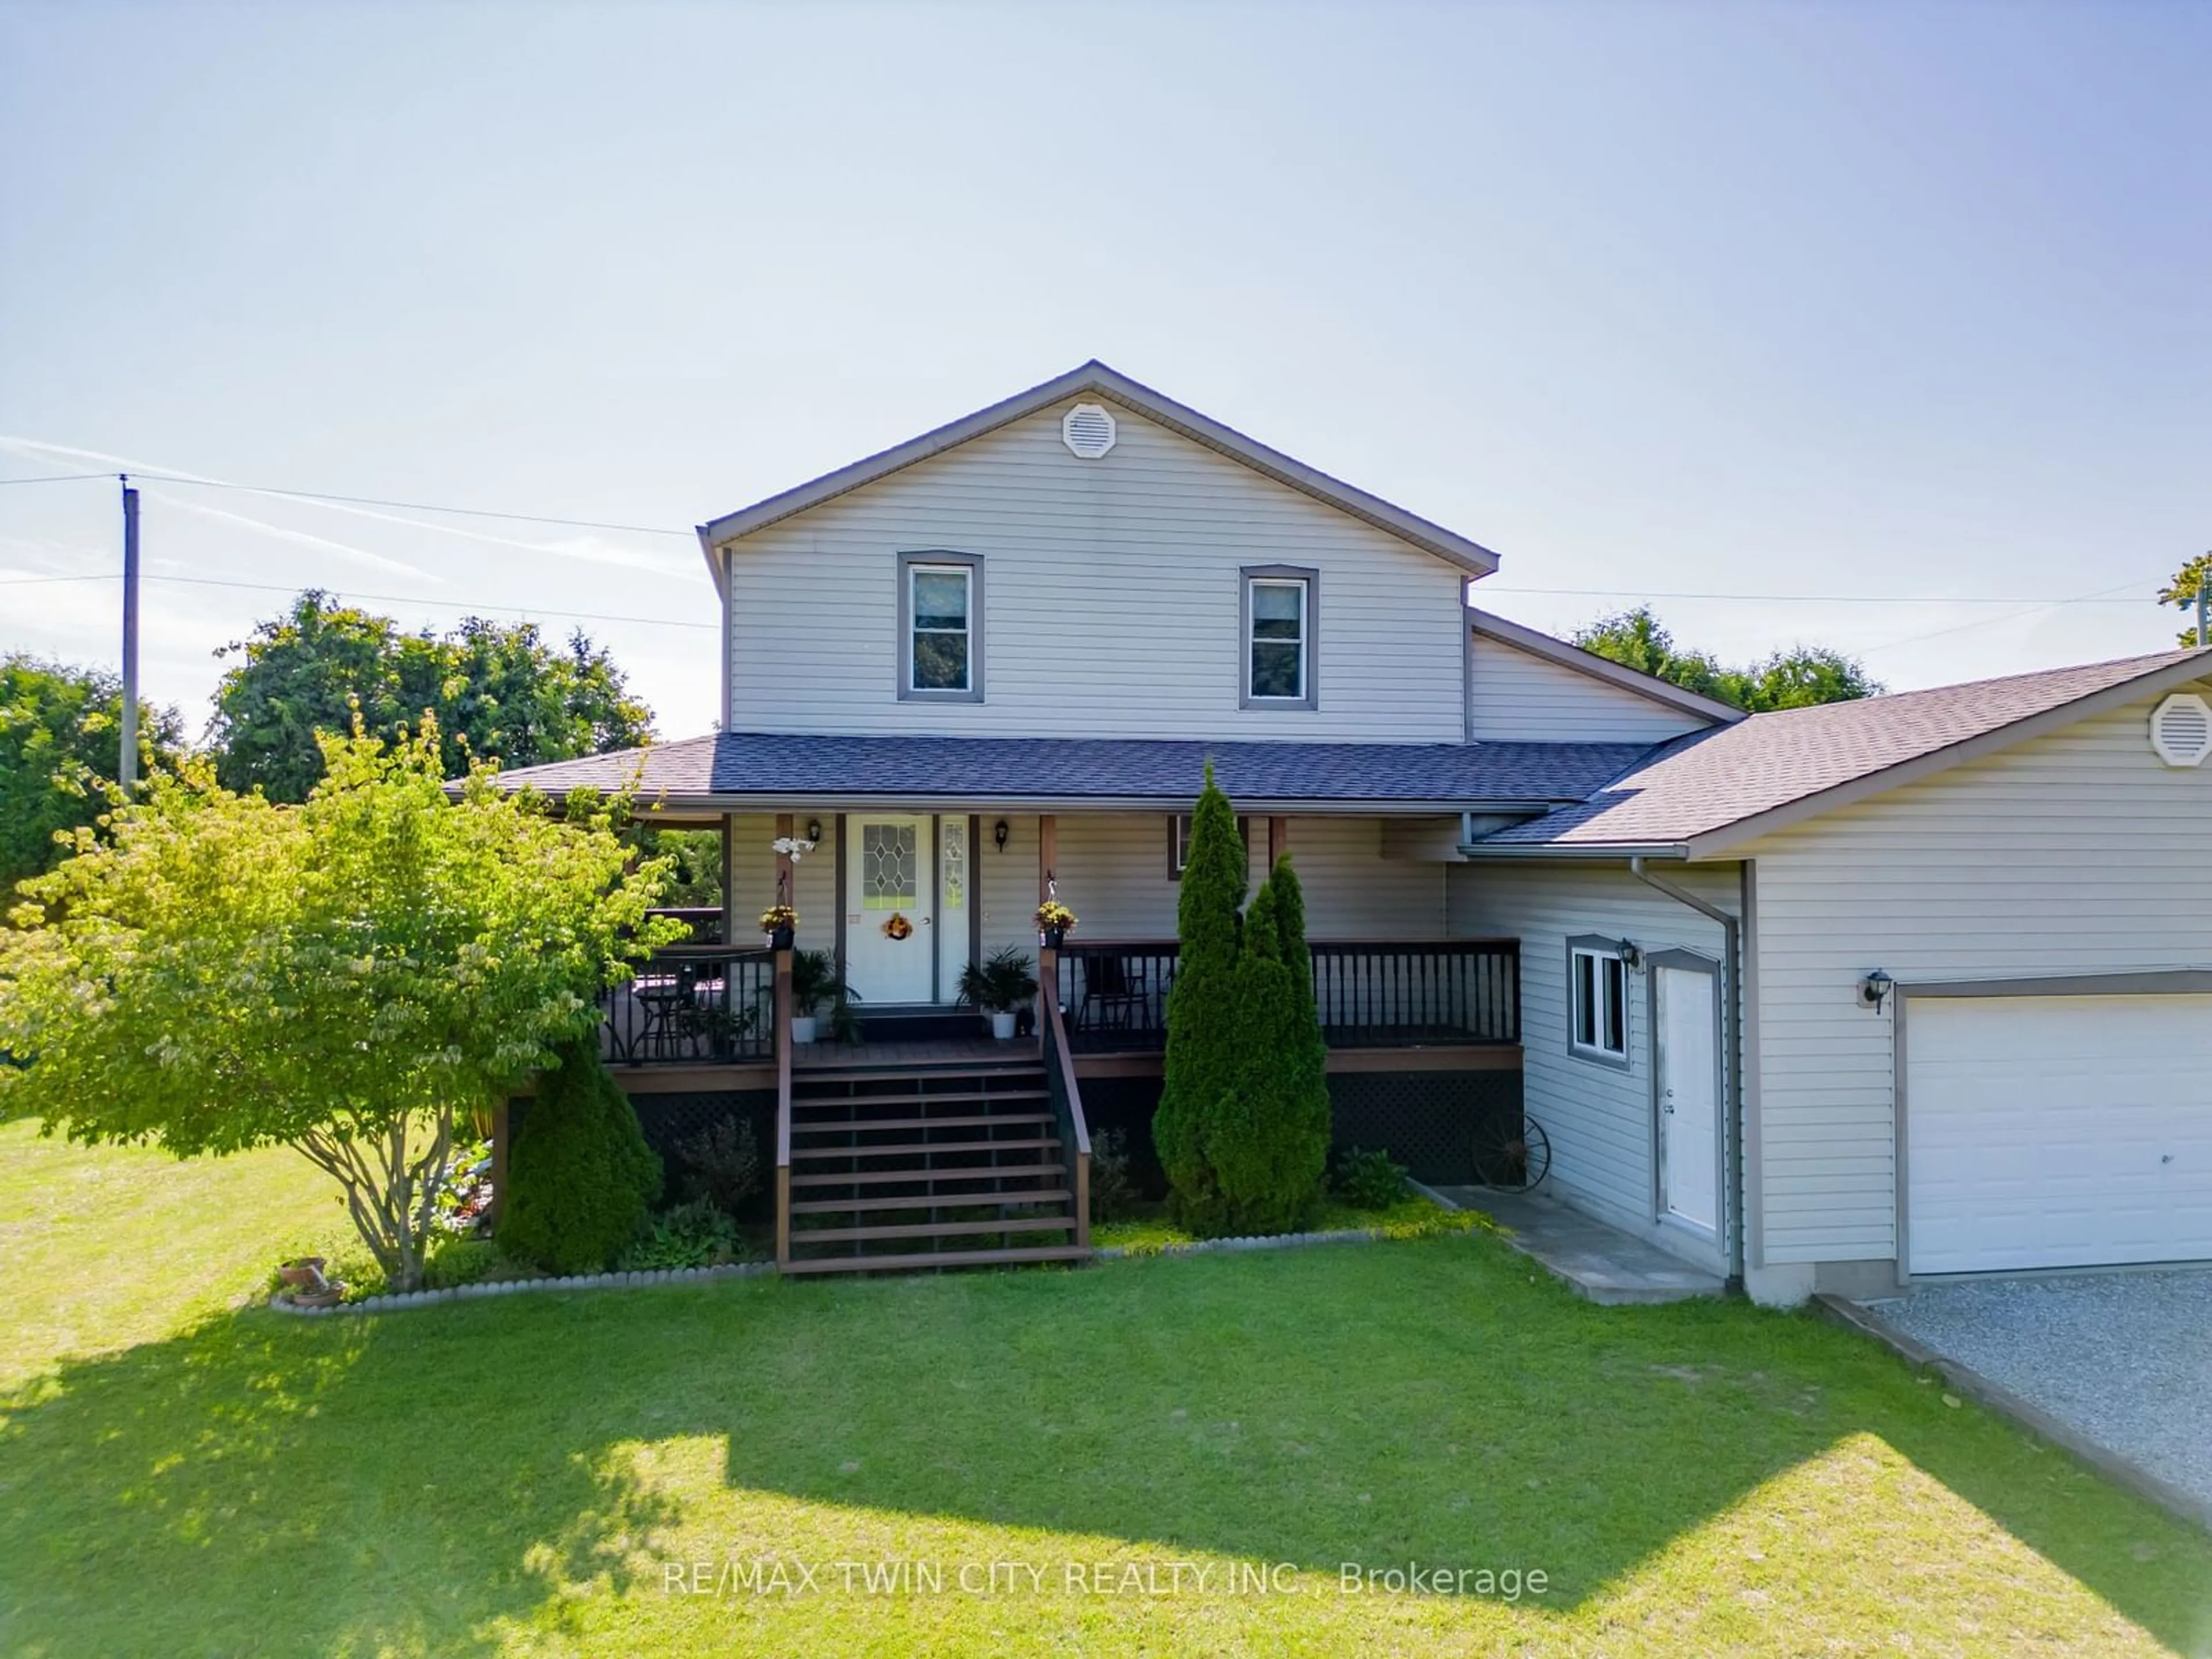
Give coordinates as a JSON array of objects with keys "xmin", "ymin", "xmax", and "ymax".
[{"xmin": 118, "ymin": 475, "xmax": 141, "ymax": 796}]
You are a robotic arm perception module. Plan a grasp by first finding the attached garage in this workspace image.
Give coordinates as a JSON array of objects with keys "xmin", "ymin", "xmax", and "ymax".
[{"xmin": 1904, "ymin": 991, "xmax": 2212, "ymax": 1275}]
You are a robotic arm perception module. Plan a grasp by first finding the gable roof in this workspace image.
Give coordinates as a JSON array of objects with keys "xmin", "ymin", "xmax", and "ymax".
[
  {"xmin": 1471, "ymin": 646, "xmax": 2212, "ymax": 858},
  {"xmin": 482, "ymin": 732, "xmax": 1652, "ymax": 813},
  {"xmin": 695, "ymin": 361, "xmax": 1502, "ymax": 588},
  {"xmin": 1468, "ymin": 608, "xmax": 1744, "ymax": 726}
]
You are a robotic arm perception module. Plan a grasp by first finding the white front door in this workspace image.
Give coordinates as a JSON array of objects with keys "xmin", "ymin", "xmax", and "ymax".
[
  {"xmin": 1906, "ymin": 993, "xmax": 2212, "ymax": 1274},
  {"xmin": 843, "ymin": 815, "xmax": 935, "ymax": 1005},
  {"xmin": 1656, "ymin": 963, "xmax": 1721, "ymax": 1235}
]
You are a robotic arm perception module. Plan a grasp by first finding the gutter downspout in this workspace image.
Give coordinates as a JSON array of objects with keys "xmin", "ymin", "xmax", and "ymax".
[{"xmin": 1630, "ymin": 857, "xmax": 1746, "ymax": 1286}]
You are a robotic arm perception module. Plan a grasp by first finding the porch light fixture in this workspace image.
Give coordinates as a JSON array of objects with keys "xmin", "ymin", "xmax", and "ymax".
[
  {"xmin": 1616, "ymin": 940, "xmax": 1642, "ymax": 970},
  {"xmin": 993, "ymin": 819, "xmax": 1009, "ymax": 852},
  {"xmin": 805, "ymin": 819, "xmax": 822, "ymax": 843},
  {"xmin": 1858, "ymin": 969, "xmax": 1893, "ymax": 1013}
]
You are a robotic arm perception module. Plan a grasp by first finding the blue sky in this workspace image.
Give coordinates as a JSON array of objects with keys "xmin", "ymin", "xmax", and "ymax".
[{"xmin": 3, "ymin": 2, "xmax": 2207, "ymax": 738}]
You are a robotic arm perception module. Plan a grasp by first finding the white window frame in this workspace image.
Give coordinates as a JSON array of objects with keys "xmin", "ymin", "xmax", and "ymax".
[
  {"xmin": 897, "ymin": 550, "xmax": 984, "ymax": 703},
  {"xmin": 1240, "ymin": 565, "xmax": 1319, "ymax": 710},
  {"xmin": 1567, "ymin": 937, "xmax": 1630, "ymax": 1069}
]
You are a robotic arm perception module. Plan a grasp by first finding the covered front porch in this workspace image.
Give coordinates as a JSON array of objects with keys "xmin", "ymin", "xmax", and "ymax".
[{"xmin": 586, "ymin": 804, "xmax": 1521, "ymax": 1274}]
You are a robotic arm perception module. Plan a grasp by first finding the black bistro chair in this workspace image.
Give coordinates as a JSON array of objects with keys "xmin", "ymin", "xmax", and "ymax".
[{"xmin": 1077, "ymin": 952, "xmax": 1152, "ymax": 1036}]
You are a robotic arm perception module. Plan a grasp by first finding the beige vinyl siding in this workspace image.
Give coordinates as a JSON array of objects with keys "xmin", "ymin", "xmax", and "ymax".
[
  {"xmin": 1466, "ymin": 636, "xmax": 1714, "ymax": 743},
  {"xmin": 1052, "ymin": 814, "xmax": 1444, "ymax": 942},
  {"xmin": 725, "ymin": 813, "xmax": 841, "ymax": 956},
  {"xmin": 730, "ymin": 809, "xmax": 1446, "ymax": 965},
  {"xmin": 1735, "ymin": 680, "xmax": 2212, "ymax": 1267},
  {"xmin": 1448, "ymin": 860, "xmax": 1738, "ymax": 1270},
  {"xmin": 725, "ymin": 400, "xmax": 1467, "ymax": 741}
]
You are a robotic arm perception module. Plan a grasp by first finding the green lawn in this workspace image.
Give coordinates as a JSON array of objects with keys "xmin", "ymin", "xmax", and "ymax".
[{"xmin": 2, "ymin": 1122, "xmax": 2207, "ymax": 1657}]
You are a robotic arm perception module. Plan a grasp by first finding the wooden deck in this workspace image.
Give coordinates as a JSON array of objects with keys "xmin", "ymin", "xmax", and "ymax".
[{"xmin": 793, "ymin": 1036, "xmax": 1039, "ymax": 1070}]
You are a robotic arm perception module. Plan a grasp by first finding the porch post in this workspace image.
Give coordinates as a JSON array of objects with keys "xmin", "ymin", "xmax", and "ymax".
[
  {"xmin": 774, "ymin": 812, "xmax": 794, "ymax": 919},
  {"xmin": 1267, "ymin": 815, "xmax": 1288, "ymax": 867},
  {"xmin": 773, "ymin": 946, "xmax": 793, "ymax": 1269},
  {"xmin": 719, "ymin": 813, "xmax": 737, "ymax": 948}
]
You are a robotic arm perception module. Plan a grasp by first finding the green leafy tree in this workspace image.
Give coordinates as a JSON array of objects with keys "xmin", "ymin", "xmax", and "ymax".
[
  {"xmin": 1574, "ymin": 607, "xmax": 1881, "ymax": 711},
  {"xmin": 498, "ymin": 1039, "xmax": 662, "ymax": 1275},
  {"xmin": 2158, "ymin": 552, "xmax": 2211, "ymax": 646},
  {"xmin": 0, "ymin": 716, "xmax": 682, "ymax": 1291},
  {"xmin": 210, "ymin": 590, "xmax": 654, "ymax": 802},
  {"xmin": 0, "ymin": 655, "xmax": 183, "ymax": 899},
  {"xmin": 1210, "ymin": 865, "xmax": 1331, "ymax": 1233},
  {"xmin": 1152, "ymin": 763, "xmax": 1245, "ymax": 1230}
]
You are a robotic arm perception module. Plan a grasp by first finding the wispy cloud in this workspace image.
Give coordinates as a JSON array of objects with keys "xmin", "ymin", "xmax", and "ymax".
[{"xmin": 139, "ymin": 489, "xmax": 446, "ymax": 581}]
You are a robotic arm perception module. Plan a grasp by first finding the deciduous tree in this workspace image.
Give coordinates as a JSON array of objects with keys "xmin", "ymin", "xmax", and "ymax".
[
  {"xmin": 1573, "ymin": 607, "xmax": 1881, "ymax": 711},
  {"xmin": 210, "ymin": 590, "xmax": 653, "ymax": 801},
  {"xmin": 0, "ymin": 717, "xmax": 681, "ymax": 1291},
  {"xmin": 0, "ymin": 654, "xmax": 183, "ymax": 899},
  {"xmin": 2158, "ymin": 552, "xmax": 2211, "ymax": 646}
]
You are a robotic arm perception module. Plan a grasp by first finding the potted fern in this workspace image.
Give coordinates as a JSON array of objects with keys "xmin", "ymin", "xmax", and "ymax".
[
  {"xmin": 957, "ymin": 945, "xmax": 1038, "ymax": 1040},
  {"xmin": 788, "ymin": 948, "xmax": 861, "ymax": 1044}
]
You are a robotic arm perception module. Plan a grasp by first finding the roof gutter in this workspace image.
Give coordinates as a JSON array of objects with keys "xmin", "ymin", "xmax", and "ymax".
[
  {"xmin": 1629, "ymin": 856, "xmax": 1745, "ymax": 1287},
  {"xmin": 1454, "ymin": 840, "xmax": 1691, "ymax": 861}
]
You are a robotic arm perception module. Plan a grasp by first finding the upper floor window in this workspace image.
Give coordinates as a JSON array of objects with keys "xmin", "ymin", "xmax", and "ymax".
[
  {"xmin": 898, "ymin": 551, "xmax": 984, "ymax": 702},
  {"xmin": 1241, "ymin": 565, "xmax": 1318, "ymax": 710},
  {"xmin": 1567, "ymin": 937, "xmax": 1630, "ymax": 1067}
]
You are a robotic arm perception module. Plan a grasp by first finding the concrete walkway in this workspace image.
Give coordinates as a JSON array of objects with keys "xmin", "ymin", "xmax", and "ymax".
[{"xmin": 1427, "ymin": 1185, "xmax": 1727, "ymax": 1305}]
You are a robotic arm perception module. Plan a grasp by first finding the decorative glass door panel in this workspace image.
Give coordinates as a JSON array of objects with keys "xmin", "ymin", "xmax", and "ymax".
[{"xmin": 843, "ymin": 815, "xmax": 934, "ymax": 1005}]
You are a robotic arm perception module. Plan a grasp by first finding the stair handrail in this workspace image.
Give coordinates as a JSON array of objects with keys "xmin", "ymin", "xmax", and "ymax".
[
  {"xmin": 1037, "ymin": 946, "xmax": 1092, "ymax": 1250},
  {"xmin": 773, "ymin": 947, "xmax": 793, "ymax": 1269}
]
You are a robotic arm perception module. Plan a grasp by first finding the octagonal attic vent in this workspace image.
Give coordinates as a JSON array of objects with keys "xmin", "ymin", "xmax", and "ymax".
[
  {"xmin": 1062, "ymin": 403, "xmax": 1116, "ymax": 459},
  {"xmin": 2150, "ymin": 692, "xmax": 2212, "ymax": 767}
]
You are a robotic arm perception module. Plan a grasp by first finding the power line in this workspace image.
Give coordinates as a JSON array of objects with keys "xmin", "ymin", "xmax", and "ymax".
[
  {"xmin": 120, "ymin": 473, "xmax": 696, "ymax": 539},
  {"xmin": 1482, "ymin": 585, "xmax": 2152, "ymax": 605},
  {"xmin": 0, "ymin": 461, "xmax": 694, "ymax": 537},
  {"xmin": 150, "ymin": 571, "xmax": 717, "ymax": 631}
]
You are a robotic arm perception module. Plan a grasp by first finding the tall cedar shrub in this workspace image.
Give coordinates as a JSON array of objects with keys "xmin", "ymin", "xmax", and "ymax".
[
  {"xmin": 500, "ymin": 1040, "xmax": 663, "ymax": 1274},
  {"xmin": 1211, "ymin": 868, "xmax": 1331, "ymax": 1232},
  {"xmin": 1152, "ymin": 764, "xmax": 1245, "ymax": 1229}
]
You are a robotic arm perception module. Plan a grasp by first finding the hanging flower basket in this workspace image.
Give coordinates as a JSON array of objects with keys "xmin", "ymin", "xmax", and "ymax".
[
  {"xmin": 1034, "ymin": 900, "xmax": 1077, "ymax": 949},
  {"xmin": 759, "ymin": 905, "xmax": 797, "ymax": 950}
]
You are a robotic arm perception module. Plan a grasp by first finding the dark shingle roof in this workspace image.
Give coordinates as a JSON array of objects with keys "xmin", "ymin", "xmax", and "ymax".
[
  {"xmin": 483, "ymin": 732, "xmax": 1657, "ymax": 808},
  {"xmin": 1482, "ymin": 647, "xmax": 2212, "ymax": 850}
]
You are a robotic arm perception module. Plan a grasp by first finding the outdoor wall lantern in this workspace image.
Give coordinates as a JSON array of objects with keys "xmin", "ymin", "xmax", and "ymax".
[
  {"xmin": 1616, "ymin": 940, "xmax": 1642, "ymax": 970},
  {"xmin": 1858, "ymin": 969, "xmax": 1893, "ymax": 1013},
  {"xmin": 805, "ymin": 819, "xmax": 823, "ymax": 843},
  {"xmin": 993, "ymin": 819, "xmax": 1010, "ymax": 852}
]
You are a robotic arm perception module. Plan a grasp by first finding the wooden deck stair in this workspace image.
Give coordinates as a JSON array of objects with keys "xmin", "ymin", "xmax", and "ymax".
[{"xmin": 781, "ymin": 1052, "xmax": 1090, "ymax": 1274}]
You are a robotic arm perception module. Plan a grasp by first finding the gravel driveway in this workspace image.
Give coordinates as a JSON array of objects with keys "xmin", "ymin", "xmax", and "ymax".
[{"xmin": 1863, "ymin": 1271, "xmax": 2212, "ymax": 1517}]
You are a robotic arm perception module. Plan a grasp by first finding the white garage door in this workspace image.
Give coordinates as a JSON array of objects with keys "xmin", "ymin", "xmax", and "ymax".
[{"xmin": 1907, "ymin": 994, "xmax": 2212, "ymax": 1274}]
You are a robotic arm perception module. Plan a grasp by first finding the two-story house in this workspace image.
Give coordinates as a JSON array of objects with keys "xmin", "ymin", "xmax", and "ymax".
[{"xmin": 495, "ymin": 362, "xmax": 2212, "ymax": 1300}]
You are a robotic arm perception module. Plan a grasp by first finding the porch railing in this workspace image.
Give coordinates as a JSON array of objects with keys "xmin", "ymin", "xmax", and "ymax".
[
  {"xmin": 1054, "ymin": 937, "xmax": 1520, "ymax": 1053},
  {"xmin": 1037, "ymin": 947, "xmax": 1092, "ymax": 1249},
  {"xmin": 599, "ymin": 946, "xmax": 777, "ymax": 1065}
]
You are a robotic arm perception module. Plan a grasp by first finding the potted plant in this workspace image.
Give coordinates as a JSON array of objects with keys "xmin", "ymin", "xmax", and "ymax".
[
  {"xmin": 957, "ymin": 945, "xmax": 1039, "ymax": 1040},
  {"xmin": 1034, "ymin": 900, "xmax": 1077, "ymax": 950},
  {"xmin": 759, "ymin": 904, "xmax": 797, "ymax": 950},
  {"xmin": 788, "ymin": 948, "xmax": 861, "ymax": 1044}
]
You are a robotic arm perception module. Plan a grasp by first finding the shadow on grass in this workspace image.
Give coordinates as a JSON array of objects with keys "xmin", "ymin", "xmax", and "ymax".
[{"xmin": 1, "ymin": 1236, "xmax": 2205, "ymax": 1654}]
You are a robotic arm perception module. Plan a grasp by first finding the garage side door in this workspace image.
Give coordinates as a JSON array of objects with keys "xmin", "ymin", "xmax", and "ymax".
[{"xmin": 1906, "ymin": 994, "xmax": 2212, "ymax": 1275}]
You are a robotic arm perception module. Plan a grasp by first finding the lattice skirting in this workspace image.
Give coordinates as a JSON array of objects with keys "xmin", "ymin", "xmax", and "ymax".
[
  {"xmin": 1327, "ymin": 1071, "xmax": 1522, "ymax": 1185},
  {"xmin": 1047, "ymin": 1070, "xmax": 1524, "ymax": 1191}
]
